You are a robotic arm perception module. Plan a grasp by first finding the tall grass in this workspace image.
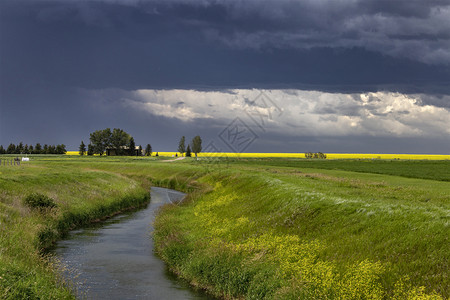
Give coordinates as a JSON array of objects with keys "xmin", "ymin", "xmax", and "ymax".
[
  {"xmin": 153, "ymin": 159, "xmax": 449, "ymax": 299},
  {"xmin": 0, "ymin": 158, "xmax": 149, "ymax": 299}
]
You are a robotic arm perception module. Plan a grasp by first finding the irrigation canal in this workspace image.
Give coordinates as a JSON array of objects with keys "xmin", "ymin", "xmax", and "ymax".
[{"xmin": 52, "ymin": 187, "xmax": 212, "ymax": 299}]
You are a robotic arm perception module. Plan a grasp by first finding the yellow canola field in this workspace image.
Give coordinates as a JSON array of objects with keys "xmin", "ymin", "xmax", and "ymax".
[
  {"xmin": 144, "ymin": 152, "xmax": 450, "ymax": 160},
  {"xmin": 65, "ymin": 151, "xmax": 449, "ymax": 160}
]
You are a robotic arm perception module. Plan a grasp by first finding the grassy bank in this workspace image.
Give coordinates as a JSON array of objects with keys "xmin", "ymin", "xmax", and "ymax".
[
  {"xmin": 0, "ymin": 157, "xmax": 149, "ymax": 299},
  {"xmin": 153, "ymin": 158, "xmax": 449, "ymax": 299}
]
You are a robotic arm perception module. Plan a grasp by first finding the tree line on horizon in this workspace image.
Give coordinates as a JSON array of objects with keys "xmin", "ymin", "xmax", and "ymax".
[
  {"xmin": 0, "ymin": 130, "xmax": 203, "ymax": 158},
  {"xmin": 80, "ymin": 128, "xmax": 203, "ymax": 158},
  {"xmin": 0, "ymin": 143, "xmax": 67, "ymax": 155},
  {"xmin": 178, "ymin": 135, "xmax": 202, "ymax": 158}
]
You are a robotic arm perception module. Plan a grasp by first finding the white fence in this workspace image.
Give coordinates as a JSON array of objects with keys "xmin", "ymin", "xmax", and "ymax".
[{"xmin": 0, "ymin": 157, "xmax": 27, "ymax": 166}]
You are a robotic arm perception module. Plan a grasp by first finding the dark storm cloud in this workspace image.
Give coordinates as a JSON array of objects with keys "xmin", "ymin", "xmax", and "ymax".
[
  {"xmin": 415, "ymin": 94, "xmax": 450, "ymax": 109},
  {"xmin": 1, "ymin": 0, "xmax": 449, "ymax": 94},
  {"xmin": 196, "ymin": 0, "xmax": 450, "ymax": 63},
  {"xmin": 118, "ymin": 0, "xmax": 450, "ymax": 65}
]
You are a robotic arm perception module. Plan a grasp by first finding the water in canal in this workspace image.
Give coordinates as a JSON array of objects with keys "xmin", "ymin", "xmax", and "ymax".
[{"xmin": 52, "ymin": 187, "xmax": 212, "ymax": 299}]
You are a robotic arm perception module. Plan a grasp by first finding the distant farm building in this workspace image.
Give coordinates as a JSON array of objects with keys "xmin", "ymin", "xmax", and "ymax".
[{"xmin": 106, "ymin": 146, "xmax": 141, "ymax": 156}]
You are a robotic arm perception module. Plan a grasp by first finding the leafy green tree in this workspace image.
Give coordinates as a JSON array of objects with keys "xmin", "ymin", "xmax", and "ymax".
[
  {"xmin": 48, "ymin": 145, "xmax": 56, "ymax": 154},
  {"xmin": 110, "ymin": 128, "xmax": 131, "ymax": 155},
  {"xmin": 178, "ymin": 136, "xmax": 186, "ymax": 157},
  {"xmin": 138, "ymin": 145, "xmax": 142, "ymax": 156},
  {"xmin": 90, "ymin": 128, "xmax": 112, "ymax": 155},
  {"xmin": 0, "ymin": 145, "xmax": 5, "ymax": 154},
  {"xmin": 79, "ymin": 141, "xmax": 86, "ymax": 156},
  {"xmin": 43, "ymin": 144, "xmax": 49, "ymax": 154},
  {"xmin": 87, "ymin": 143, "xmax": 94, "ymax": 156},
  {"xmin": 89, "ymin": 128, "xmax": 132, "ymax": 156},
  {"xmin": 34, "ymin": 143, "xmax": 42, "ymax": 154},
  {"xmin": 56, "ymin": 144, "xmax": 66, "ymax": 155},
  {"xmin": 128, "ymin": 137, "xmax": 136, "ymax": 156},
  {"xmin": 191, "ymin": 135, "xmax": 202, "ymax": 159},
  {"xmin": 29, "ymin": 145, "xmax": 34, "ymax": 153},
  {"xmin": 11, "ymin": 144, "xmax": 17, "ymax": 154},
  {"xmin": 145, "ymin": 144, "xmax": 152, "ymax": 156},
  {"xmin": 186, "ymin": 145, "xmax": 191, "ymax": 157},
  {"xmin": 6, "ymin": 143, "xmax": 15, "ymax": 154},
  {"xmin": 17, "ymin": 142, "xmax": 24, "ymax": 154}
]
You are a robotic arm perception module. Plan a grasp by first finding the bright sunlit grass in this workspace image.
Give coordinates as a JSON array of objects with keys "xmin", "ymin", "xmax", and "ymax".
[{"xmin": 154, "ymin": 163, "xmax": 449, "ymax": 299}]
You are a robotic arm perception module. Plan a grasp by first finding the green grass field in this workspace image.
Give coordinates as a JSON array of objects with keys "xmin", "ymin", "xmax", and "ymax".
[{"xmin": 0, "ymin": 155, "xmax": 448, "ymax": 299}]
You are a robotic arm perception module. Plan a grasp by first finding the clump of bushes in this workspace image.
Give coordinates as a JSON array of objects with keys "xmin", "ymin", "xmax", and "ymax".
[
  {"xmin": 23, "ymin": 193, "xmax": 57, "ymax": 209},
  {"xmin": 305, "ymin": 152, "xmax": 327, "ymax": 159}
]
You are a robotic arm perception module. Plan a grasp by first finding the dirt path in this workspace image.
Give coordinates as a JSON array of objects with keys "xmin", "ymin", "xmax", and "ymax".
[{"xmin": 160, "ymin": 156, "xmax": 186, "ymax": 163}]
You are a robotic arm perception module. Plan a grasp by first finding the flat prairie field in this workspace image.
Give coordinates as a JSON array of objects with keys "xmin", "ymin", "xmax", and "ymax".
[
  {"xmin": 0, "ymin": 155, "xmax": 448, "ymax": 299},
  {"xmin": 65, "ymin": 151, "xmax": 450, "ymax": 160}
]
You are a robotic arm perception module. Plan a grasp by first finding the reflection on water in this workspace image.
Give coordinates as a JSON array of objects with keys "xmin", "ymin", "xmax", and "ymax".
[{"xmin": 52, "ymin": 187, "xmax": 212, "ymax": 300}]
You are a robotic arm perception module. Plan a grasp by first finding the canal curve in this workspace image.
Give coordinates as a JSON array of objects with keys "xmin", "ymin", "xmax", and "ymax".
[{"xmin": 52, "ymin": 187, "xmax": 211, "ymax": 299}]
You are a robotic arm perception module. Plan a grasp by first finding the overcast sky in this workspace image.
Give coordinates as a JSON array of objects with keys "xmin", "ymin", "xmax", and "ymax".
[{"xmin": 1, "ymin": 0, "xmax": 449, "ymax": 153}]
